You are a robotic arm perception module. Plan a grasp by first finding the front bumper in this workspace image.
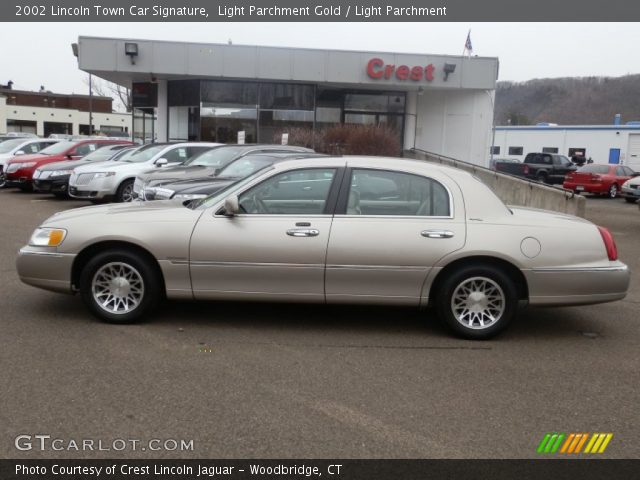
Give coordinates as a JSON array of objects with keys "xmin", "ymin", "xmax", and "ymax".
[
  {"xmin": 16, "ymin": 246, "xmax": 76, "ymax": 294},
  {"xmin": 33, "ymin": 175, "xmax": 71, "ymax": 194},
  {"xmin": 68, "ymin": 176, "xmax": 117, "ymax": 199},
  {"xmin": 524, "ymin": 262, "xmax": 630, "ymax": 306},
  {"xmin": 621, "ymin": 186, "xmax": 640, "ymax": 200}
]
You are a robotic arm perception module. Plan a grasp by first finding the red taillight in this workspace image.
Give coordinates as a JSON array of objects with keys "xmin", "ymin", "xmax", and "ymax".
[
  {"xmin": 523, "ymin": 165, "xmax": 530, "ymax": 175},
  {"xmin": 597, "ymin": 226, "xmax": 618, "ymax": 261}
]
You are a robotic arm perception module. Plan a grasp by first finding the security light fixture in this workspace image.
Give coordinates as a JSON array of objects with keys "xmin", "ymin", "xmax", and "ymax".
[
  {"xmin": 71, "ymin": 43, "xmax": 78, "ymax": 58},
  {"xmin": 125, "ymin": 42, "xmax": 139, "ymax": 64},
  {"xmin": 443, "ymin": 63, "xmax": 457, "ymax": 81}
]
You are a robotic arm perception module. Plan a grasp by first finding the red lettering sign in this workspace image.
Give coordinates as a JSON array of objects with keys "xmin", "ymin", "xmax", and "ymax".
[{"xmin": 366, "ymin": 58, "xmax": 435, "ymax": 82}]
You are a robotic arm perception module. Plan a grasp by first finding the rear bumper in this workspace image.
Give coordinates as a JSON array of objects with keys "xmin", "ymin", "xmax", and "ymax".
[
  {"xmin": 562, "ymin": 182, "xmax": 606, "ymax": 194},
  {"xmin": 16, "ymin": 247, "xmax": 76, "ymax": 294},
  {"xmin": 524, "ymin": 263, "xmax": 630, "ymax": 306}
]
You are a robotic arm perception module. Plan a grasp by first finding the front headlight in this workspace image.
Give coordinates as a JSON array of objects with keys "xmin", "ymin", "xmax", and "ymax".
[
  {"xmin": 29, "ymin": 227, "xmax": 67, "ymax": 247},
  {"xmin": 93, "ymin": 172, "xmax": 116, "ymax": 178},
  {"xmin": 174, "ymin": 193, "xmax": 207, "ymax": 200},
  {"xmin": 50, "ymin": 170, "xmax": 73, "ymax": 177}
]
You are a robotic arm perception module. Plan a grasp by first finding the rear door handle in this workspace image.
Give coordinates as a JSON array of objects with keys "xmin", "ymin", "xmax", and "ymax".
[
  {"xmin": 287, "ymin": 228, "xmax": 320, "ymax": 237},
  {"xmin": 421, "ymin": 230, "xmax": 454, "ymax": 239}
]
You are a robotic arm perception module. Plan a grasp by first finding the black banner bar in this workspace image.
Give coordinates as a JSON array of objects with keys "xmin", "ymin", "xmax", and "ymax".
[
  {"xmin": 2, "ymin": 460, "xmax": 640, "ymax": 480},
  {"xmin": 5, "ymin": 0, "xmax": 640, "ymax": 22}
]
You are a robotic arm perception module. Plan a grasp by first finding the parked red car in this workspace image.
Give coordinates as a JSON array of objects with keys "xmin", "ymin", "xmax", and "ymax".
[
  {"xmin": 4, "ymin": 139, "xmax": 133, "ymax": 191},
  {"xmin": 563, "ymin": 164, "xmax": 637, "ymax": 198}
]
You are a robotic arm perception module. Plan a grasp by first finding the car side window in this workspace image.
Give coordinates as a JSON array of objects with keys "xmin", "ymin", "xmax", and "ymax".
[
  {"xmin": 624, "ymin": 166, "xmax": 635, "ymax": 176},
  {"xmin": 26, "ymin": 143, "xmax": 40, "ymax": 153},
  {"xmin": 615, "ymin": 166, "xmax": 626, "ymax": 176},
  {"xmin": 163, "ymin": 147, "xmax": 189, "ymax": 163},
  {"xmin": 187, "ymin": 146, "xmax": 211, "ymax": 159},
  {"xmin": 347, "ymin": 169, "xmax": 450, "ymax": 217},
  {"xmin": 238, "ymin": 168, "xmax": 336, "ymax": 215},
  {"xmin": 74, "ymin": 143, "xmax": 97, "ymax": 156}
]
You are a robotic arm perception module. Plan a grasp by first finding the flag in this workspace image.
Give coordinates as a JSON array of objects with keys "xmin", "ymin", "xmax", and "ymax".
[{"xmin": 464, "ymin": 30, "xmax": 473, "ymax": 56}]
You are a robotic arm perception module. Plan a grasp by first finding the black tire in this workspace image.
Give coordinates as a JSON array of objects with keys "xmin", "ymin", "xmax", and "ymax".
[
  {"xmin": 0, "ymin": 173, "xmax": 6, "ymax": 189},
  {"xmin": 18, "ymin": 183, "xmax": 33, "ymax": 192},
  {"xmin": 79, "ymin": 249, "xmax": 162, "ymax": 324},
  {"xmin": 625, "ymin": 197, "xmax": 637, "ymax": 203},
  {"xmin": 115, "ymin": 179, "xmax": 134, "ymax": 203},
  {"xmin": 536, "ymin": 172, "xmax": 548, "ymax": 184},
  {"xmin": 53, "ymin": 191, "xmax": 68, "ymax": 199},
  {"xmin": 607, "ymin": 184, "xmax": 618, "ymax": 199},
  {"xmin": 435, "ymin": 264, "xmax": 518, "ymax": 340}
]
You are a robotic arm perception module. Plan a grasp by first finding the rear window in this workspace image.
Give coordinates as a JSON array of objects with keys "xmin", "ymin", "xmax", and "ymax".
[{"xmin": 578, "ymin": 165, "xmax": 610, "ymax": 174}]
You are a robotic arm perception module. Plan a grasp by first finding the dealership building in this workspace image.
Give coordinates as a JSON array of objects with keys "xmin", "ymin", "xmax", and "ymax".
[{"xmin": 76, "ymin": 36, "xmax": 499, "ymax": 165}]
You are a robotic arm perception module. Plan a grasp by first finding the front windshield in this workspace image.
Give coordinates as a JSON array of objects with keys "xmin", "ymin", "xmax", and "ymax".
[
  {"xmin": 109, "ymin": 147, "xmax": 136, "ymax": 161},
  {"xmin": 120, "ymin": 144, "xmax": 166, "ymax": 163},
  {"xmin": 191, "ymin": 167, "xmax": 275, "ymax": 210},
  {"xmin": 38, "ymin": 141, "xmax": 76, "ymax": 155},
  {"xmin": 219, "ymin": 157, "xmax": 275, "ymax": 178},
  {"xmin": 186, "ymin": 146, "xmax": 245, "ymax": 167},
  {"xmin": 81, "ymin": 147, "xmax": 119, "ymax": 162},
  {"xmin": 0, "ymin": 138, "xmax": 26, "ymax": 153}
]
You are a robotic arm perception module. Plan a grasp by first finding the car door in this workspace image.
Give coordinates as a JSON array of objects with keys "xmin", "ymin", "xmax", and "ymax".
[
  {"xmin": 325, "ymin": 167, "xmax": 466, "ymax": 305},
  {"xmin": 189, "ymin": 167, "xmax": 342, "ymax": 301}
]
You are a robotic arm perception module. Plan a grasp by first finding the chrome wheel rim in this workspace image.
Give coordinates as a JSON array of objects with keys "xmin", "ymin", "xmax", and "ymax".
[
  {"xmin": 92, "ymin": 262, "xmax": 144, "ymax": 315},
  {"xmin": 451, "ymin": 276, "xmax": 505, "ymax": 329},
  {"xmin": 609, "ymin": 185, "xmax": 617, "ymax": 198},
  {"xmin": 121, "ymin": 183, "xmax": 134, "ymax": 202}
]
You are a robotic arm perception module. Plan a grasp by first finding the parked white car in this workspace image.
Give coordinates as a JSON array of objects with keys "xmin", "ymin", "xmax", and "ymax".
[
  {"xmin": 68, "ymin": 142, "xmax": 221, "ymax": 202},
  {"xmin": 0, "ymin": 138, "xmax": 59, "ymax": 187}
]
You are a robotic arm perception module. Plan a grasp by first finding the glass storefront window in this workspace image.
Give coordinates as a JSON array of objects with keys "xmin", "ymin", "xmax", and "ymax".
[
  {"xmin": 259, "ymin": 83, "xmax": 315, "ymax": 110},
  {"xmin": 344, "ymin": 93, "xmax": 405, "ymax": 113},
  {"xmin": 201, "ymin": 81, "xmax": 258, "ymax": 108},
  {"xmin": 258, "ymin": 110, "xmax": 314, "ymax": 143}
]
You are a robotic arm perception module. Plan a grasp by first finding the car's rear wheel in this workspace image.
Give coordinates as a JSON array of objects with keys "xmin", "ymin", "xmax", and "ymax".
[
  {"xmin": 79, "ymin": 250, "xmax": 161, "ymax": 324},
  {"xmin": 115, "ymin": 179, "xmax": 134, "ymax": 203},
  {"xmin": 536, "ymin": 172, "xmax": 548, "ymax": 184},
  {"xmin": 436, "ymin": 265, "xmax": 518, "ymax": 339},
  {"xmin": 607, "ymin": 184, "xmax": 618, "ymax": 199}
]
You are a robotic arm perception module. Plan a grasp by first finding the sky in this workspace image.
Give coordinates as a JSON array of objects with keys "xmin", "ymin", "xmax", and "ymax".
[{"xmin": 1, "ymin": 22, "xmax": 639, "ymax": 96}]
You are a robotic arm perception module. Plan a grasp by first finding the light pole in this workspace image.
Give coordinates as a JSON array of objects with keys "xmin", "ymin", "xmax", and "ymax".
[
  {"xmin": 485, "ymin": 89, "xmax": 496, "ymax": 167},
  {"xmin": 89, "ymin": 74, "xmax": 93, "ymax": 135}
]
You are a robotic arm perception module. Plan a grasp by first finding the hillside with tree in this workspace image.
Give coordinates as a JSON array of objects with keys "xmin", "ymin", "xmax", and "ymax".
[{"xmin": 494, "ymin": 74, "xmax": 640, "ymax": 126}]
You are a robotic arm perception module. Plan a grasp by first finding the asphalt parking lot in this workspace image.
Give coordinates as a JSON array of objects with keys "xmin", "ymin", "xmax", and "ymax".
[{"xmin": 0, "ymin": 188, "xmax": 638, "ymax": 459}]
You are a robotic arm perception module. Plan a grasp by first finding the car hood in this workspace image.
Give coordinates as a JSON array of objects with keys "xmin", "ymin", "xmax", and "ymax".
[
  {"xmin": 164, "ymin": 177, "xmax": 238, "ymax": 195},
  {"xmin": 6, "ymin": 153, "xmax": 51, "ymax": 164},
  {"xmin": 38, "ymin": 159, "xmax": 90, "ymax": 171},
  {"xmin": 139, "ymin": 165, "xmax": 217, "ymax": 184},
  {"xmin": 42, "ymin": 199, "xmax": 203, "ymax": 227},
  {"xmin": 73, "ymin": 160, "xmax": 153, "ymax": 173}
]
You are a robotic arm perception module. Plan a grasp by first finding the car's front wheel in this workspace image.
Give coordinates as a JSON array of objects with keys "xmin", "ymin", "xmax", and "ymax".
[
  {"xmin": 115, "ymin": 179, "xmax": 135, "ymax": 202},
  {"xmin": 79, "ymin": 250, "xmax": 162, "ymax": 323},
  {"xmin": 436, "ymin": 265, "xmax": 518, "ymax": 339},
  {"xmin": 625, "ymin": 197, "xmax": 637, "ymax": 203}
]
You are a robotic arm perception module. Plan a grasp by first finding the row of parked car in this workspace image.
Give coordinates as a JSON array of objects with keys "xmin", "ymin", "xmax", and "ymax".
[
  {"xmin": 0, "ymin": 136, "xmax": 317, "ymax": 203},
  {"xmin": 493, "ymin": 152, "xmax": 640, "ymax": 202}
]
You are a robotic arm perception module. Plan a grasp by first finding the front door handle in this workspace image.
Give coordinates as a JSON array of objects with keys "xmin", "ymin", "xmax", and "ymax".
[
  {"xmin": 421, "ymin": 230, "xmax": 454, "ymax": 239},
  {"xmin": 287, "ymin": 228, "xmax": 320, "ymax": 237}
]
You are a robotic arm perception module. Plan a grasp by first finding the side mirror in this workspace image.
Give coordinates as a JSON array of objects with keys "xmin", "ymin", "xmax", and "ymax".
[
  {"xmin": 155, "ymin": 158, "xmax": 168, "ymax": 167},
  {"xmin": 14, "ymin": 150, "xmax": 25, "ymax": 156},
  {"xmin": 223, "ymin": 195, "xmax": 240, "ymax": 216}
]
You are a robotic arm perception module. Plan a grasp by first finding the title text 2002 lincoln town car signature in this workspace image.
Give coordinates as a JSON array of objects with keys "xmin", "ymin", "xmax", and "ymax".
[{"xmin": 16, "ymin": 157, "xmax": 630, "ymax": 339}]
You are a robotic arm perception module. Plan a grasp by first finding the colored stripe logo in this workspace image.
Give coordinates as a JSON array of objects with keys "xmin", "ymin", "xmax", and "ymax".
[{"xmin": 537, "ymin": 433, "xmax": 613, "ymax": 454}]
